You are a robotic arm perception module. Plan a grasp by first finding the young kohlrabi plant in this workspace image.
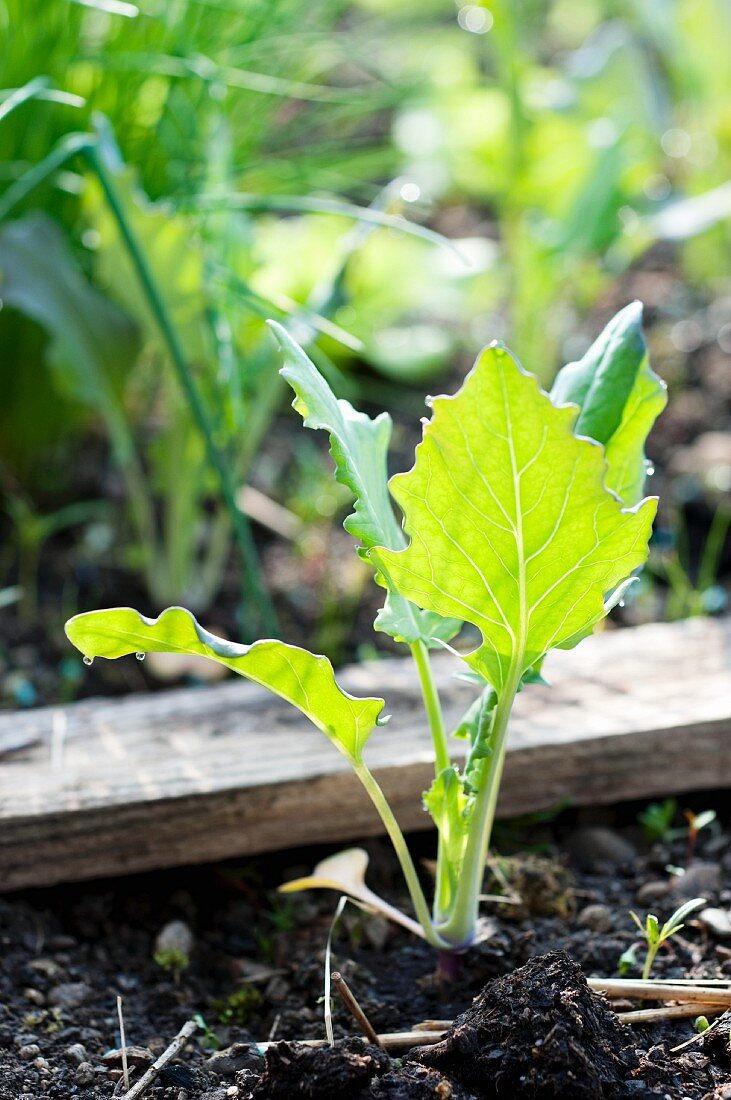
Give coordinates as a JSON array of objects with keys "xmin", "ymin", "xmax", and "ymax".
[{"xmin": 65, "ymin": 301, "xmax": 665, "ymax": 953}]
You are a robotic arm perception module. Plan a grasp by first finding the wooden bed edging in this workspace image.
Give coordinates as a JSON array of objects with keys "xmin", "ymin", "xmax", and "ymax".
[{"xmin": 0, "ymin": 616, "xmax": 729, "ymax": 891}]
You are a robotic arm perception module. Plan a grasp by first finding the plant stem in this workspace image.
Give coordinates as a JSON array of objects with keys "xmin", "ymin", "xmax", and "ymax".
[
  {"xmin": 410, "ymin": 640, "xmax": 450, "ymax": 774},
  {"xmin": 353, "ymin": 760, "xmax": 446, "ymax": 949},
  {"xmin": 85, "ymin": 143, "xmax": 278, "ymax": 638},
  {"xmin": 642, "ymin": 946, "xmax": 657, "ymax": 982},
  {"xmin": 409, "ymin": 639, "xmax": 454, "ymax": 923},
  {"xmin": 436, "ymin": 673, "xmax": 520, "ymax": 949}
]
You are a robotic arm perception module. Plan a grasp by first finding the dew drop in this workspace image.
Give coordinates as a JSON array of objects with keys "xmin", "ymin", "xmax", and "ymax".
[
  {"xmin": 135, "ymin": 651, "xmax": 146, "ymax": 661},
  {"xmin": 618, "ymin": 600, "xmax": 626, "ymax": 608},
  {"xmin": 83, "ymin": 655, "xmax": 94, "ymax": 666},
  {"xmin": 647, "ymin": 465, "xmax": 655, "ymax": 477}
]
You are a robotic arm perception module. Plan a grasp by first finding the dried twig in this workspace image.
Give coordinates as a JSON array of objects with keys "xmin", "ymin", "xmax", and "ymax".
[
  {"xmin": 116, "ymin": 996, "xmax": 129, "ymax": 1092},
  {"xmin": 331, "ymin": 972, "xmax": 381, "ymax": 1047},
  {"xmin": 616, "ymin": 1003, "xmax": 726, "ymax": 1024},
  {"xmin": 670, "ymin": 1014, "xmax": 724, "ymax": 1053},
  {"xmin": 413, "ymin": 1020, "xmax": 453, "ymax": 1032},
  {"xmin": 122, "ymin": 1019, "xmax": 197, "ymax": 1100},
  {"xmin": 589, "ymin": 978, "xmax": 731, "ymax": 1006},
  {"xmin": 256, "ymin": 1028, "xmax": 447, "ymax": 1053}
]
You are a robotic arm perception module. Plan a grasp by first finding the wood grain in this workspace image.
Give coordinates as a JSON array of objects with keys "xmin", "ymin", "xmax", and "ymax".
[{"xmin": 0, "ymin": 617, "xmax": 729, "ymax": 891}]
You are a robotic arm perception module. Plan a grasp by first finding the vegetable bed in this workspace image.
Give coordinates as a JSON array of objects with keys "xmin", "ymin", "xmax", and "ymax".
[{"xmin": 4, "ymin": 798, "xmax": 731, "ymax": 1098}]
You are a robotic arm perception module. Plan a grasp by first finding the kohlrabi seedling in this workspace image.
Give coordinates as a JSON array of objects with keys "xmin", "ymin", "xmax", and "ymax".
[{"xmin": 65, "ymin": 301, "xmax": 665, "ymax": 953}]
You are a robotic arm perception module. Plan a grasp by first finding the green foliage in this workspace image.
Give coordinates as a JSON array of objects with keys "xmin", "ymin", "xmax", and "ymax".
[
  {"xmin": 373, "ymin": 344, "xmax": 655, "ymax": 692},
  {"xmin": 67, "ymin": 305, "xmax": 662, "ymax": 951},
  {"xmin": 551, "ymin": 302, "xmax": 667, "ymax": 506},
  {"xmin": 629, "ymin": 898, "xmax": 706, "ymax": 980},
  {"xmin": 212, "ymin": 986, "xmax": 262, "ymax": 1028},
  {"xmin": 192, "ymin": 1014, "xmax": 221, "ymax": 1053},
  {"xmin": 153, "ymin": 948, "xmax": 190, "ymax": 976},
  {"xmin": 638, "ymin": 799, "xmax": 678, "ymax": 844},
  {"xmin": 65, "ymin": 606, "xmax": 384, "ymax": 763}
]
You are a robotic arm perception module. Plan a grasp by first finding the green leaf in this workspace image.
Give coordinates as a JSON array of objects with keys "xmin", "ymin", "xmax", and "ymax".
[
  {"xmin": 372, "ymin": 601, "xmax": 462, "ymax": 648},
  {"xmin": 452, "ymin": 686, "xmax": 497, "ymax": 795},
  {"xmin": 423, "ymin": 766, "xmax": 471, "ymax": 893},
  {"xmin": 661, "ymin": 897, "xmax": 707, "ymax": 939},
  {"xmin": 270, "ymin": 320, "xmax": 403, "ymax": 551},
  {"xmin": 270, "ymin": 321, "xmax": 461, "ymax": 647},
  {"xmin": 0, "ymin": 213, "xmax": 139, "ymax": 426},
  {"xmin": 371, "ymin": 344, "xmax": 656, "ymax": 696},
  {"xmin": 65, "ymin": 607, "xmax": 384, "ymax": 763},
  {"xmin": 551, "ymin": 302, "xmax": 667, "ymax": 505}
]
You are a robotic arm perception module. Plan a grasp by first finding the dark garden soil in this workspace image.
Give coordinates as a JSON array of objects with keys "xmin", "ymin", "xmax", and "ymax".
[{"xmin": 3, "ymin": 796, "xmax": 731, "ymax": 1098}]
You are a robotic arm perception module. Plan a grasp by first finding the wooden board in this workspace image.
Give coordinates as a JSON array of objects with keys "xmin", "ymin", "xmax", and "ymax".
[{"xmin": 1, "ymin": 617, "xmax": 729, "ymax": 891}]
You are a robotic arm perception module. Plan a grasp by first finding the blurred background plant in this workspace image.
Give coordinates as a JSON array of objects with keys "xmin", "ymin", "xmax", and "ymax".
[{"xmin": 0, "ymin": 0, "xmax": 729, "ymax": 705}]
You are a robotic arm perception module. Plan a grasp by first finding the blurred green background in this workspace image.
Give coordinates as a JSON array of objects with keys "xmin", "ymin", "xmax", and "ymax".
[{"xmin": 1, "ymin": 0, "xmax": 729, "ymax": 706}]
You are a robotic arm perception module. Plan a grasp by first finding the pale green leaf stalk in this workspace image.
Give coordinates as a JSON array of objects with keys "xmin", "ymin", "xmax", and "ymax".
[{"xmin": 66, "ymin": 306, "xmax": 663, "ymax": 953}]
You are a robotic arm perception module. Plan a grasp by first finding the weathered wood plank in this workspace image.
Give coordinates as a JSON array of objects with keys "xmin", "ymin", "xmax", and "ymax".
[{"xmin": 0, "ymin": 617, "xmax": 729, "ymax": 891}]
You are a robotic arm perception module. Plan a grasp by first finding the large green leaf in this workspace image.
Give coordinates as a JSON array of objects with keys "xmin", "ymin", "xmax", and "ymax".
[
  {"xmin": 371, "ymin": 345, "xmax": 656, "ymax": 696},
  {"xmin": 0, "ymin": 213, "xmax": 139, "ymax": 424},
  {"xmin": 65, "ymin": 607, "xmax": 384, "ymax": 763},
  {"xmin": 551, "ymin": 302, "xmax": 666, "ymax": 504},
  {"xmin": 271, "ymin": 320, "xmax": 403, "ymax": 551},
  {"xmin": 270, "ymin": 321, "xmax": 461, "ymax": 647}
]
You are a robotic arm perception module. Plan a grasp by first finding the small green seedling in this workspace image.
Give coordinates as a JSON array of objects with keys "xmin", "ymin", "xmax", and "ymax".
[
  {"xmin": 192, "ymin": 1013, "xmax": 220, "ymax": 1052},
  {"xmin": 153, "ymin": 947, "xmax": 190, "ymax": 978},
  {"xmin": 694, "ymin": 1015, "xmax": 711, "ymax": 1034},
  {"xmin": 638, "ymin": 799, "xmax": 679, "ymax": 844},
  {"xmin": 629, "ymin": 898, "xmax": 707, "ymax": 980},
  {"xmin": 638, "ymin": 800, "xmax": 717, "ymax": 856},
  {"xmin": 65, "ymin": 303, "xmax": 664, "ymax": 954}
]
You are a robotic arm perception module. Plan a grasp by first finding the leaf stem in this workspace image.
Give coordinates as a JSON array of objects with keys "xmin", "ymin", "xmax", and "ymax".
[
  {"xmin": 353, "ymin": 760, "xmax": 447, "ymax": 949},
  {"xmin": 436, "ymin": 674, "xmax": 519, "ymax": 949},
  {"xmin": 410, "ymin": 641, "xmax": 450, "ymax": 774},
  {"xmin": 409, "ymin": 639, "xmax": 454, "ymax": 923}
]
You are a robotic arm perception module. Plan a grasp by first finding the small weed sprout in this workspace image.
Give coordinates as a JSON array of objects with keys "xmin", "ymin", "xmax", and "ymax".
[
  {"xmin": 153, "ymin": 947, "xmax": 190, "ymax": 979},
  {"xmin": 192, "ymin": 1014, "xmax": 220, "ymax": 1052},
  {"xmin": 638, "ymin": 799, "xmax": 678, "ymax": 844},
  {"xmin": 213, "ymin": 986, "xmax": 263, "ymax": 1027},
  {"xmin": 629, "ymin": 898, "xmax": 706, "ymax": 980}
]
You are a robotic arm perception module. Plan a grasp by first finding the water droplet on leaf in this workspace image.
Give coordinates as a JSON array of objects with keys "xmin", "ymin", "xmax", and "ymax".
[
  {"xmin": 647, "ymin": 465, "xmax": 655, "ymax": 477},
  {"xmin": 135, "ymin": 652, "xmax": 146, "ymax": 661},
  {"xmin": 83, "ymin": 655, "xmax": 94, "ymax": 666},
  {"xmin": 618, "ymin": 600, "xmax": 625, "ymax": 608}
]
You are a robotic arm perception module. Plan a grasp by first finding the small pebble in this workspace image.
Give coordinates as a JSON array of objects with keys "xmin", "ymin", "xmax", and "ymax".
[
  {"xmin": 670, "ymin": 861, "xmax": 721, "ymax": 899},
  {"xmin": 74, "ymin": 1061, "xmax": 96, "ymax": 1085},
  {"xmin": 154, "ymin": 919, "xmax": 194, "ymax": 960},
  {"xmin": 636, "ymin": 880, "xmax": 670, "ymax": 905},
  {"xmin": 565, "ymin": 827, "xmax": 636, "ymax": 869},
  {"xmin": 19, "ymin": 1044, "xmax": 41, "ymax": 1061},
  {"xmin": 207, "ymin": 1043, "xmax": 261, "ymax": 1078},
  {"xmin": 102, "ymin": 1045, "xmax": 153, "ymax": 1069},
  {"xmin": 700, "ymin": 907, "xmax": 731, "ymax": 939},
  {"xmin": 64, "ymin": 1042, "xmax": 88, "ymax": 1065},
  {"xmin": 577, "ymin": 904, "xmax": 612, "ymax": 933},
  {"xmin": 23, "ymin": 987, "xmax": 45, "ymax": 1005},
  {"xmin": 48, "ymin": 981, "xmax": 91, "ymax": 1009}
]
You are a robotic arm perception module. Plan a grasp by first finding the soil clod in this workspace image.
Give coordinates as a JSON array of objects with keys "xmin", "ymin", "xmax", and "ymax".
[{"xmin": 410, "ymin": 951, "xmax": 633, "ymax": 1097}]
